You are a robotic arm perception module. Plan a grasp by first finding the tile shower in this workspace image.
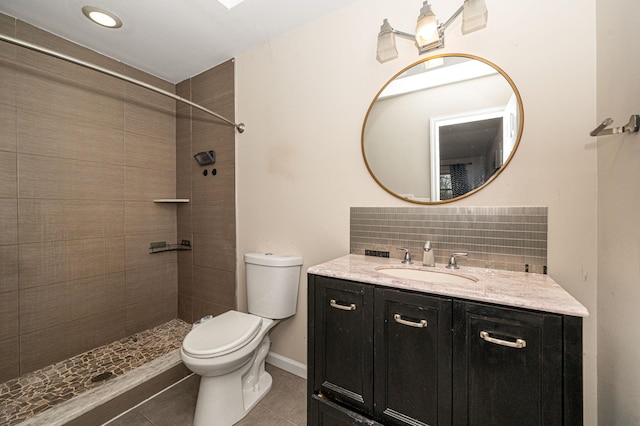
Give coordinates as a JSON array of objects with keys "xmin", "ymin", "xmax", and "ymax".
[
  {"xmin": 0, "ymin": 320, "xmax": 191, "ymax": 425},
  {"xmin": 0, "ymin": 12, "xmax": 236, "ymax": 423}
]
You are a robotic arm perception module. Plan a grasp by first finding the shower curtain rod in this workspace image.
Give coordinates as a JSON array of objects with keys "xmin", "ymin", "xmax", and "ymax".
[{"xmin": 0, "ymin": 33, "xmax": 245, "ymax": 133}]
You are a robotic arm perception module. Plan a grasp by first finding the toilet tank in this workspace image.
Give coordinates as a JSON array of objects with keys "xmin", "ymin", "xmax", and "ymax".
[{"xmin": 244, "ymin": 252, "xmax": 303, "ymax": 319}]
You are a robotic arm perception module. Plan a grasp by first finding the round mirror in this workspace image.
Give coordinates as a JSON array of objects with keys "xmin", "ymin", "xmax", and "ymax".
[{"xmin": 362, "ymin": 53, "xmax": 523, "ymax": 204}]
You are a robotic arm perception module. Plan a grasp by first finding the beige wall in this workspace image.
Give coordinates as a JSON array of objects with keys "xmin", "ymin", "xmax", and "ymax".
[
  {"xmin": 0, "ymin": 16, "xmax": 178, "ymax": 380},
  {"xmin": 176, "ymin": 60, "xmax": 237, "ymax": 323},
  {"xmin": 596, "ymin": 0, "xmax": 640, "ymax": 423},
  {"xmin": 236, "ymin": 0, "xmax": 598, "ymax": 422}
]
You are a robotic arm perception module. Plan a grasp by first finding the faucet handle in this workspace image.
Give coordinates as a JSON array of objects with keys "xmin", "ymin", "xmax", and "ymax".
[
  {"xmin": 397, "ymin": 247, "xmax": 413, "ymax": 264},
  {"xmin": 446, "ymin": 252, "xmax": 468, "ymax": 269}
]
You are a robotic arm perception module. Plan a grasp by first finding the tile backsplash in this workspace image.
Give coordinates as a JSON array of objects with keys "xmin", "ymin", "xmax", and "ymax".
[{"xmin": 350, "ymin": 206, "xmax": 547, "ymax": 274}]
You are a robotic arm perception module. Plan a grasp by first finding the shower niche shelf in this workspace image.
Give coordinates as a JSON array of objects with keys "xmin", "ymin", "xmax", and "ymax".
[
  {"xmin": 149, "ymin": 240, "xmax": 192, "ymax": 254},
  {"xmin": 153, "ymin": 199, "xmax": 189, "ymax": 203}
]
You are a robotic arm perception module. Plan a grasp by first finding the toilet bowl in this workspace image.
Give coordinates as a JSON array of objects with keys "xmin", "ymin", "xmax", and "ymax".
[{"xmin": 180, "ymin": 252, "xmax": 303, "ymax": 426}]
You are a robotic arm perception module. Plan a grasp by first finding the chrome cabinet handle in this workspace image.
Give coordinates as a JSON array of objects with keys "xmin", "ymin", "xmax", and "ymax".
[
  {"xmin": 330, "ymin": 299, "xmax": 356, "ymax": 311},
  {"xmin": 480, "ymin": 331, "xmax": 526, "ymax": 349},
  {"xmin": 393, "ymin": 314, "xmax": 428, "ymax": 328}
]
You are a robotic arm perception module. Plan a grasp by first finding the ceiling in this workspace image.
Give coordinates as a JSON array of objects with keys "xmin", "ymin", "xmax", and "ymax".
[{"xmin": 0, "ymin": 0, "xmax": 359, "ymax": 83}]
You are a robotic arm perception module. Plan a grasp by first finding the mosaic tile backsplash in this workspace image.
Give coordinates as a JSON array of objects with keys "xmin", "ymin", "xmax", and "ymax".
[{"xmin": 351, "ymin": 206, "xmax": 548, "ymax": 274}]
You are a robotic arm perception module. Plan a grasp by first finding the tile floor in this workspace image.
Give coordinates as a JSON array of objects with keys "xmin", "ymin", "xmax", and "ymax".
[{"xmin": 105, "ymin": 364, "xmax": 307, "ymax": 426}]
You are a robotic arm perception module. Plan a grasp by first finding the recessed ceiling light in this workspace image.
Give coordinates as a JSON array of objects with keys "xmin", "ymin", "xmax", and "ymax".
[
  {"xmin": 82, "ymin": 6, "xmax": 123, "ymax": 28},
  {"xmin": 217, "ymin": 0, "xmax": 246, "ymax": 10}
]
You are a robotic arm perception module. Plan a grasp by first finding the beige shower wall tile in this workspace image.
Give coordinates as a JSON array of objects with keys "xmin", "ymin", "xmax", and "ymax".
[
  {"xmin": 0, "ymin": 199, "xmax": 17, "ymax": 245},
  {"xmin": 0, "ymin": 57, "xmax": 16, "ymax": 104},
  {"xmin": 125, "ymin": 201, "xmax": 177, "ymax": 236},
  {"xmin": 19, "ymin": 272, "xmax": 125, "ymax": 334},
  {"xmin": 192, "ymin": 298, "xmax": 233, "ymax": 322},
  {"xmin": 124, "ymin": 79, "xmax": 175, "ymax": 115},
  {"xmin": 0, "ymin": 13, "xmax": 15, "ymax": 34},
  {"xmin": 125, "ymin": 98, "xmax": 176, "ymax": 141},
  {"xmin": 124, "ymin": 132, "xmax": 175, "ymax": 171},
  {"xmin": 20, "ymin": 307, "xmax": 126, "ymax": 374},
  {"xmin": 125, "ymin": 233, "xmax": 178, "ymax": 271},
  {"xmin": 191, "ymin": 163, "xmax": 235, "ymax": 201},
  {"xmin": 191, "ymin": 60, "xmax": 234, "ymax": 108},
  {"xmin": 177, "ymin": 202, "xmax": 193, "ymax": 239},
  {"xmin": 176, "ymin": 120, "xmax": 192, "ymax": 199},
  {"xmin": 19, "ymin": 238, "xmax": 125, "ymax": 289},
  {"xmin": 125, "ymin": 166, "xmax": 175, "ymax": 201},
  {"xmin": 0, "ymin": 14, "xmax": 16, "ymax": 62},
  {"xmin": 125, "ymin": 263, "xmax": 178, "ymax": 306},
  {"xmin": 105, "ymin": 237, "xmax": 126, "ymax": 274},
  {"xmin": 176, "ymin": 79, "xmax": 190, "ymax": 98},
  {"xmin": 192, "ymin": 120, "xmax": 235, "ymax": 165},
  {"xmin": 192, "ymin": 233, "xmax": 236, "ymax": 272},
  {"xmin": 0, "ymin": 151, "xmax": 16, "ymax": 197},
  {"xmin": 16, "ymin": 21, "xmax": 124, "ymax": 93},
  {"xmin": 188, "ymin": 265, "xmax": 236, "ymax": 306},
  {"xmin": 192, "ymin": 200, "xmax": 235, "ymax": 238},
  {"xmin": 17, "ymin": 72, "xmax": 124, "ymax": 165},
  {"xmin": 18, "ymin": 200, "xmax": 124, "ymax": 243},
  {"xmin": 126, "ymin": 292, "xmax": 176, "ymax": 335},
  {"xmin": 0, "ymin": 245, "xmax": 18, "ymax": 293},
  {"xmin": 0, "ymin": 290, "xmax": 18, "ymax": 340},
  {"xmin": 0, "ymin": 103, "xmax": 17, "ymax": 152},
  {"xmin": 0, "ymin": 337, "xmax": 19, "ymax": 382},
  {"xmin": 18, "ymin": 154, "xmax": 124, "ymax": 200}
]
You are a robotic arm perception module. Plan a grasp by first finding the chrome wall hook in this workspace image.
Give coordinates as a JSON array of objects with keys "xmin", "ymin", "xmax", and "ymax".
[{"xmin": 590, "ymin": 115, "xmax": 640, "ymax": 136}]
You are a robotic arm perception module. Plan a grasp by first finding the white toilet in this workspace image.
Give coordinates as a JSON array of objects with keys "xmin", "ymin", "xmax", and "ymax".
[{"xmin": 180, "ymin": 252, "xmax": 303, "ymax": 426}]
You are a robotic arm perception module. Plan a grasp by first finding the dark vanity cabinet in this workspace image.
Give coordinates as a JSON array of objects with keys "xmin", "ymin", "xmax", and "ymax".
[{"xmin": 308, "ymin": 274, "xmax": 583, "ymax": 426}]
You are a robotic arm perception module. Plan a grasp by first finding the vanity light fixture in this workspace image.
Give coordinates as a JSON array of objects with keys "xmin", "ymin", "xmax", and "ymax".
[
  {"xmin": 82, "ymin": 6, "xmax": 123, "ymax": 29},
  {"xmin": 376, "ymin": 0, "xmax": 488, "ymax": 63}
]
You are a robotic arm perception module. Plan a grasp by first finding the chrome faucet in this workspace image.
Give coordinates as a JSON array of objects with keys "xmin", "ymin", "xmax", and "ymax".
[
  {"xmin": 397, "ymin": 247, "xmax": 413, "ymax": 264},
  {"xmin": 446, "ymin": 252, "xmax": 468, "ymax": 269}
]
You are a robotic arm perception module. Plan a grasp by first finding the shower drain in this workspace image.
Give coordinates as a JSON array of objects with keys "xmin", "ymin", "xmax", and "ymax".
[{"xmin": 90, "ymin": 371, "xmax": 113, "ymax": 383}]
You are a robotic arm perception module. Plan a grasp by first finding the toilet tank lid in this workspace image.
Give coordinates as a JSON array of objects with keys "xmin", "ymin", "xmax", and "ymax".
[{"xmin": 245, "ymin": 252, "xmax": 303, "ymax": 267}]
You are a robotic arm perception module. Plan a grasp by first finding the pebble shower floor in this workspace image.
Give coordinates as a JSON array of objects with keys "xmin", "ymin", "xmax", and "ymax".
[{"xmin": 0, "ymin": 319, "xmax": 191, "ymax": 425}]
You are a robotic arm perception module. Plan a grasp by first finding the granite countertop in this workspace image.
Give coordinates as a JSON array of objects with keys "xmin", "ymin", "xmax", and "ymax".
[{"xmin": 307, "ymin": 254, "xmax": 589, "ymax": 317}]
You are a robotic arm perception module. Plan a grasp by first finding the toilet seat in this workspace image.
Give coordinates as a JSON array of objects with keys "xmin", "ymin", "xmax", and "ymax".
[{"xmin": 182, "ymin": 311, "xmax": 263, "ymax": 359}]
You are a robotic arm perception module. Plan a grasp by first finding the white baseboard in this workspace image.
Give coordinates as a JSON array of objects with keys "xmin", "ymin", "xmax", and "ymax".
[{"xmin": 266, "ymin": 351, "xmax": 307, "ymax": 380}]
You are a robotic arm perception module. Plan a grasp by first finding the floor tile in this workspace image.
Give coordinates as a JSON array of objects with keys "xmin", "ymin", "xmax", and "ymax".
[{"xmin": 106, "ymin": 363, "xmax": 306, "ymax": 426}]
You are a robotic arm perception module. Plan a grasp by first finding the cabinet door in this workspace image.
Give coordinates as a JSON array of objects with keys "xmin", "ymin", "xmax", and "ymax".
[
  {"xmin": 312, "ymin": 276, "xmax": 374, "ymax": 415},
  {"xmin": 453, "ymin": 301, "xmax": 563, "ymax": 426},
  {"xmin": 374, "ymin": 288, "xmax": 452, "ymax": 426}
]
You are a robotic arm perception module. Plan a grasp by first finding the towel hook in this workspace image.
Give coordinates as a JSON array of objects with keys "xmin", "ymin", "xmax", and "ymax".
[{"xmin": 590, "ymin": 115, "xmax": 640, "ymax": 136}]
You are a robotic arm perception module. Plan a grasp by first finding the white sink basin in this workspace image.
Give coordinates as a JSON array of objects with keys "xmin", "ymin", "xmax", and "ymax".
[{"xmin": 377, "ymin": 267, "xmax": 477, "ymax": 284}]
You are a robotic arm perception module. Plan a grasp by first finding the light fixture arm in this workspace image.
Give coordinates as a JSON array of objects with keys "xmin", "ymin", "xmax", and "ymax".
[
  {"xmin": 440, "ymin": 5, "xmax": 464, "ymax": 33},
  {"xmin": 390, "ymin": 28, "xmax": 419, "ymax": 41}
]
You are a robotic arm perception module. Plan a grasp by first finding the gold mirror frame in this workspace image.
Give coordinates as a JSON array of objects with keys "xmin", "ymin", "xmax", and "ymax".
[{"xmin": 362, "ymin": 53, "xmax": 524, "ymax": 204}]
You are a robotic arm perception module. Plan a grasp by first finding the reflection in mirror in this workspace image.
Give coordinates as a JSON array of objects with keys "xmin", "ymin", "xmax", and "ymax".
[{"xmin": 362, "ymin": 54, "xmax": 523, "ymax": 204}]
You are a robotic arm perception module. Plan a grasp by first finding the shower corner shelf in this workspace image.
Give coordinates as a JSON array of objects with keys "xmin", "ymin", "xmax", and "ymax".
[
  {"xmin": 153, "ymin": 199, "xmax": 190, "ymax": 203},
  {"xmin": 149, "ymin": 240, "xmax": 192, "ymax": 254}
]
